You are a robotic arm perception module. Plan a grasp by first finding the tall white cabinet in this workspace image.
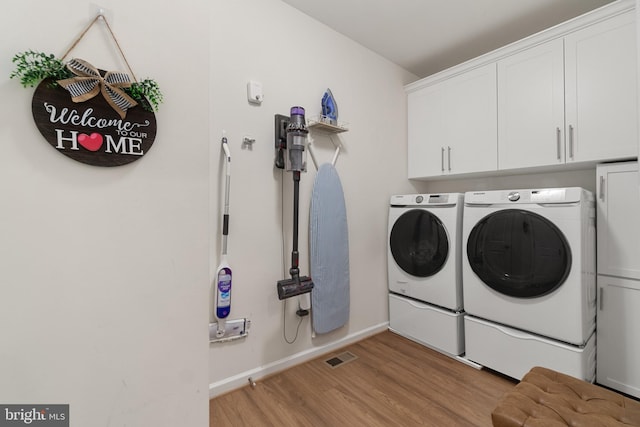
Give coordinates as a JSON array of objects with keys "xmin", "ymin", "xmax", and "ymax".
[{"xmin": 596, "ymin": 162, "xmax": 640, "ymax": 399}]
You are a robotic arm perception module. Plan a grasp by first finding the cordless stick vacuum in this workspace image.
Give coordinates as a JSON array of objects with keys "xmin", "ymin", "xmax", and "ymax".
[{"xmin": 277, "ymin": 106, "xmax": 314, "ymax": 300}]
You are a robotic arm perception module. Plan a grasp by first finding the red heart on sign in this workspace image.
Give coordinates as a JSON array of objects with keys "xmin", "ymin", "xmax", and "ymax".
[{"xmin": 78, "ymin": 133, "xmax": 104, "ymax": 151}]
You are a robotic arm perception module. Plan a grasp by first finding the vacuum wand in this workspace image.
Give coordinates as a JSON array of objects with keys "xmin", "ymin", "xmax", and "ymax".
[
  {"xmin": 288, "ymin": 171, "xmax": 303, "ymax": 281},
  {"xmin": 277, "ymin": 106, "xmax": 314, "ymax": 300}
]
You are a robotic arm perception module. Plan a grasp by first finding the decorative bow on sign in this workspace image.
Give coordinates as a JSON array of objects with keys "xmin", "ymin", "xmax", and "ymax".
[{"xmin": 57, "ymin": 58, "xmax": 138, "ymax": 119}]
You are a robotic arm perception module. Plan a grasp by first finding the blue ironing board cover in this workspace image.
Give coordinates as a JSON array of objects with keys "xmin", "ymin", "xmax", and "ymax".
[{"xmin": 310, "ymin": 163, "xmax": 350, "ymax": 334}]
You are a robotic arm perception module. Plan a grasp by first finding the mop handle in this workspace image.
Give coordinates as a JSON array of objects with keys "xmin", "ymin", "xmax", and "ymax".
[{"xmin": 222, "ymin": 137, "xmax": 231, "ymax": 255}]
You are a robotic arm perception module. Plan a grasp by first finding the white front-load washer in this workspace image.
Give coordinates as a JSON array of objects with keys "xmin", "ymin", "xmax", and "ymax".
[
  {"xmin": 462, "ymin": 187, "xmax": 596, "ymax": 346},
  {"xmin": 388, "ymin": 193, "xmax": 465, "ymax": 356},
  {"xmin": 388, "ymin": 193, "xmax": 463, "ymax": 310}
]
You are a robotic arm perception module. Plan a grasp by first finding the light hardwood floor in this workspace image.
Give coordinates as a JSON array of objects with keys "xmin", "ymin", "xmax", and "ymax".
[{"xmin": 210, "ymin": 331, "xmax": 517, "ymax": 426}]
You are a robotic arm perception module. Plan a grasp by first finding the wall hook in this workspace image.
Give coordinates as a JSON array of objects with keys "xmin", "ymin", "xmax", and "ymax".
[{"xmin": 242, "ymin": 136, "xmax": 256, "ymax": 150}]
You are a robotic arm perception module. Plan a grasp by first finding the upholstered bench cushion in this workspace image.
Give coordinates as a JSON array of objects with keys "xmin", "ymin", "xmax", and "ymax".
[{"xmin": 492, "ymin": 366, "xmax": 640, "ymax": 426}]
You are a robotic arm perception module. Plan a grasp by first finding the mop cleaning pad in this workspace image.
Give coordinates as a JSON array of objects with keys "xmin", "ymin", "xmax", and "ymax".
[{"xmin": 310, "ymin": 163, "xmax": 350, "ymax": 334}]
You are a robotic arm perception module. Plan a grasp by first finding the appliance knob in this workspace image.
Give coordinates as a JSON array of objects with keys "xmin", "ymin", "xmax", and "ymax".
[
  {"xmin": 508, "ymin": 191, "xmax": 520, "ymax": 202},
  {"xmin": 415, "ymin": 195, "xmax": 424, "ymax": 203}
]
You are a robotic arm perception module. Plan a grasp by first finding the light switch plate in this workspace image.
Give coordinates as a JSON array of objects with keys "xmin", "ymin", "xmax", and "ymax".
[{"xmin": 247, "ymin": 80, "xmax": 263, "ymax": 104}]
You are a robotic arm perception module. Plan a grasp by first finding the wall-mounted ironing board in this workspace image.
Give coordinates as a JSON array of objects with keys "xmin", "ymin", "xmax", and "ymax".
[
  {"xmin": 307, "ymin": 116, "xmax": 350, "ymax": 334},
  {"xmin": 310, "ymin": 162, "xmax": 350, "ymax": 334}
]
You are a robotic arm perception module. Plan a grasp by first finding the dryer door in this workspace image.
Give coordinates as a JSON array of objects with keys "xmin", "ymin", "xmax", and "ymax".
[
  {"xmin": 390, "ymin": 209, "xmax": 449, "ymax": 277},
  {"xmin": 466, "ymin": 209, "xmax": 571, "ymax": 298}
]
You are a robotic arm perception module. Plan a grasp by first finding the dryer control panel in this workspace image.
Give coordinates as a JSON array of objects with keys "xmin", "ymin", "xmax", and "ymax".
[
  {"xmin": 390, "ymin": 193, "xmax": 460, "ymax": 207},
  {"xmin": 465, "ymin": 187, "xmax": 588, "ymax": 205}
]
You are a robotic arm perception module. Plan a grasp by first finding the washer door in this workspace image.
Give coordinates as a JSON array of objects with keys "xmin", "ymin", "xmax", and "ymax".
[
  {"xmin": 390, "ymin": 209, "xmax": 449, "ymax": 277},
  {"xmin": 466, "ymin": 209, "xmax": 571, "ymax": 298}
]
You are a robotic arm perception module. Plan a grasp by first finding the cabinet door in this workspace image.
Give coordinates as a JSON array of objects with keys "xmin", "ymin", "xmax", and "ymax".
[
  {"xmin": 596, "ymin": 275, "xmax": 640, "ymax": 399},
  {"xmin": 498, "ymin": 39, "xmax": 565, "ymax": 170},
  {"xmin": 596, "ymin": 161, "xmax": 640, "ymax": 279},
  {"xmin": 408, "ymin": 63, "xmax": 497, "ymax": 179},
  {"xmin": 565, "ymin": 11, "xmax": 638, "ymax": 163},
  {"xmin": 443, "ymin": 63, "xmax": 498, "ymax": 175},
  {"xmin": 407, "ymin": 85, "xmax": 446, "ymax": 178}
]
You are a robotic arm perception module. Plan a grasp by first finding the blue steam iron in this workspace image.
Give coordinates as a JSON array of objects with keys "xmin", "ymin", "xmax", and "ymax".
[{"xmin": 321, "ymin": 89, "xmax": 338, "ymax": 125}]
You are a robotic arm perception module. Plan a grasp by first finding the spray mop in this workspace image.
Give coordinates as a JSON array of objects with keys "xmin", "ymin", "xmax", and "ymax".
[
  {"xmin": 210, "ymin": 135, "xmax": 250, "ymax": 343},
  {"xmin": 215, "ymin": 136, "xmax": 232, "ymax": 334},
  {"xmin": 277, "ymin": 106, "xmax": 314, "ymax": 300}
]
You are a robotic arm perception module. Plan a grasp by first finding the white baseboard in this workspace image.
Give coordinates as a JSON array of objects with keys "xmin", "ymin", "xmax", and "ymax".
[{"xmin": 209, "ymin": 322, "xmax": 389, "ymax": 398}]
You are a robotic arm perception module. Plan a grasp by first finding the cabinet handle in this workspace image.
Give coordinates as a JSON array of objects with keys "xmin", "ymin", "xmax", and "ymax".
[
  {"xmin": 599, "ymin": 287, "xmax": 603, "ymax": 311},
  {"xmin": 556, "ymin": 127, "xmax": 561, "ymax": 160},
  {"xmin": 568, "ymin": 125, "xmax": 575, "ymax": 159},
  {"xmin": 447, "ymin": 146, "xmax": 451, "ymax": 171},
  {"xmin": 599, "ymin": 176, "xmax": 605, "ymax": 202},
  {"xmin": 441, "ymin": 147, "xmax": 445, "ymax": 172}
]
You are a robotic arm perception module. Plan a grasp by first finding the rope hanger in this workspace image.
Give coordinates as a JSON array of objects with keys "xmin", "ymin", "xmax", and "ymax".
[{"xmin": 60, "ymin": 13, "xmax": 138, "ymax": 83}]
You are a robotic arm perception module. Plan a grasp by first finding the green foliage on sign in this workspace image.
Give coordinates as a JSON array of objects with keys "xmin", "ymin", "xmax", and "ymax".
[
  {"xmin": 126, "ymin": 78, "xmax": 164, "ymax": 112},
  {"xmin": 9, "ymin": 50, "xmax": 163, "ymax": 112},
  {"xmin": 10, "ymin": 50, "xmax": 71, "ymax": 87}
]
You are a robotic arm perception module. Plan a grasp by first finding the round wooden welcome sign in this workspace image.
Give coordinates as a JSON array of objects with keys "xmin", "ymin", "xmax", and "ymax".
[{"xmin": 31, "ymin": 78, "xmax": 157, "ymax": 167}]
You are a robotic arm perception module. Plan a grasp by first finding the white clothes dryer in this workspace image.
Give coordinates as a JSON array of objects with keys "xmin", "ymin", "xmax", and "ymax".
[
  {"xmin": 388, "ymin": 193, "xmax": 465, "ymax": 356},
  {"xmin": 388, "ymin": 193, "xmax": 464, "ymax": 310},
  {"xmin": 462, "ymin": 187, "xmax": 596, "ymax": 346}
]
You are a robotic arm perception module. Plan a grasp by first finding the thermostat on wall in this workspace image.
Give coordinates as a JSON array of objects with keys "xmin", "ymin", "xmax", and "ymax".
[{"xmin": 247, "ymin": 80, "xmax": 263, "ymax": 105}]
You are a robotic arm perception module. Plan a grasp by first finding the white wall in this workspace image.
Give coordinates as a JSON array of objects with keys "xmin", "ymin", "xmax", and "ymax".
[
  {"xmin": 209, "ymin": 0, "xmax": 418, "ymax": 395},
  {"xmin": 1, "ymin": 1, "xmax": 210, "ymax": 425}
]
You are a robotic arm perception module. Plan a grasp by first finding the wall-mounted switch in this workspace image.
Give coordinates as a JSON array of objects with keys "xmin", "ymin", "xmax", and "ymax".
[{"xmin": 247, "ymin": 80, "xmax": 263, "ymax": 105}]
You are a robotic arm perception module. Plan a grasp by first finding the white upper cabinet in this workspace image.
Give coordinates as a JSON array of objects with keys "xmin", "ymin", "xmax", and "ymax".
[
  {"xmin": 408, "ymin": 63, "xmax": 497, "ymax": 179},
  {"xmin": 407, "ymin": 83, "xmax": 444, "ymax": 178},
  {"xmin": 498, "ymin": 11, "xmax": 637, "ymax": 172},
  {"xmin": 497, "ymin": 39, "xmax": 565, "ymax": 170},
  {"xmin": 406, "ymin": 2, "xmax": 637, "ymax": 180},
  {"xmin": 498, "ymin": 11, "xmax": 637, "ymax": 171},
  {"xmin": 565, "ymin": 11, "xmax": 638, "ymax": 163}
]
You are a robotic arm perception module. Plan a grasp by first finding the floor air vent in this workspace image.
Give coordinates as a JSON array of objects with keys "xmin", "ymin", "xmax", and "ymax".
[{"xmin": 324, "ymin": 351, "xmax": 358, "ymax": 368}]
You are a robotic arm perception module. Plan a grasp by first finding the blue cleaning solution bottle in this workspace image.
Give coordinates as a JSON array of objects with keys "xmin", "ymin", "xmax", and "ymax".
[{"xmin": 216, "ymin": 267, "xmax": 232, "ymax": 319}]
